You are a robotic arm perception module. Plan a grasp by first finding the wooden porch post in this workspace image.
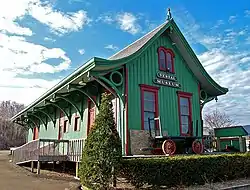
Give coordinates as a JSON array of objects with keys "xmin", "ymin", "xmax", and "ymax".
[
  {"xmin": 63, "ymin": 162, "xmax": 66, "ymax": 172},
  {"xmin": 37, "ymin": 161, "xmax": 41, "ymax": 174},
  {"xmin": 31, "ymin": 161, "xmax": 34, "ymax": 173},
  {"xmin": 216, "ymin": 137, "xmax": 221, "ymax": 151},
  {"xmin": 76, "ymin": 162, "xmax": 79, "ymax": 179},
  {"xmin": 239, "ymin": 136, "xmax": 244, "ymax": 152},
  {"xmin": 53, "ymin": 161, "xmax": 55, "ymax": 170}
]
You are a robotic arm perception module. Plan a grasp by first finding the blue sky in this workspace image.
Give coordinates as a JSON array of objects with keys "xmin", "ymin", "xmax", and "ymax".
[{"xmin": 1, "ymin": 0, "xmax": 250, "ymax": 124}]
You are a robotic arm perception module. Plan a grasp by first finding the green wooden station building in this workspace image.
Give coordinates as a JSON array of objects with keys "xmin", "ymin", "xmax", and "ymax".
[{"xmin": 11, "ymin": 10, "xmax": 228, "ymax": 168}]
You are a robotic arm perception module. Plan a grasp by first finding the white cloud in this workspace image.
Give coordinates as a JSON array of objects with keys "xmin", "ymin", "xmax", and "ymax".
[
  {"xmin": 0, "ymin": 0, "xmax": 34, "ymax": 36},
  {"xmin": 97, "ymin": 12, "xmax": 142, "ymax": 35},
  {"xmin": 78, "ymin": 49, "xmax": 85, "ymax": 55},
  {"xmin": 0, "ymin": 32, "xmax": 71, "ymax": 104},
  {"xmin": 228, "ymin": 15, "xmax": 237, "ymax": 23},
  {"xmin": 116, "ymin": 12, "xmax": 141, "ymax": 35},
  {"xmin": 44, "ymin": 37, "xmax": 56, "ymax": 42},
  {"xmin": 0, "ymin": 17, "xmax": 33, "ymax": 36},
  {"xmin": 238, "ymin": 30, "xmax": 246, "ymax": 35},
  {"xmin": 0, "ymin": 0, "xmax": 91, "ymax": 37},
  {"xmin": 212, "ymin": 20, "xmax": 224, "ymax": 29},
  {"xmin": 68, "ymin": 0, "xmax": 91, "ymax": 6},
  {"xmin": 68, "ymin": 0, "xmax": 84, "ymax": 3},
  {"xmin": 240, "ymin": 57, "xmax": 250, "ymax": 64},
  {"xmin": 0, "ymin": 84, "xmax": 59, "ymax": 106},
  {"xmin": 0, "ymin": 33, "xmax": 71, "ymax": 75},
  {"xmin": 28, "ymin": 1, "xmax": 91, "ymax": 35},
  {"xmin": 97, "ymin": 13, "xmax": 114, "ymax": 24},
  {"xmin": 200, "ymin": 36, "xmax": 221, "ymax": 45},
  {"xmin": 244, "ymin": 10, "xmax": 250, "ymax": 17},
  {"xmin": 246, "ymin": 37, "xmax": 250, "ymax": 44},
  {"xmin": 105, "ymin": 44, "xmax": 119, "ymax": 51}
]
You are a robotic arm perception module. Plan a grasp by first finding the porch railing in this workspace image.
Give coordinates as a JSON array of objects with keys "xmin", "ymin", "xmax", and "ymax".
[
  {"xmin": 12, "ymin": 138, "xmax": 85, "ymax": 164},
  {"xmin": 12, "ymin": 139, "xmax": 40, "ymax": 164},
  {"xmin": 38, "ymin": 139, "xmax": 69, "ymax": 162},
  {"xmin": 68, "ymin": 139, "xmax": 85, "ymax": 162}
]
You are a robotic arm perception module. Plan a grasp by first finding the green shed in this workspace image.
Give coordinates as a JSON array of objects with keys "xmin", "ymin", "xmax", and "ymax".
[{"xmin": 214, "ymin": 126, "xmax": 250, "ymax": 152}]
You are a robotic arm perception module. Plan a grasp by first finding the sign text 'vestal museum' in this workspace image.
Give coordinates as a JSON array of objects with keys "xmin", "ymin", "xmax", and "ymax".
[{"xmin": 153, "ymin": 71, "xmax": 181, "ymax": 88}]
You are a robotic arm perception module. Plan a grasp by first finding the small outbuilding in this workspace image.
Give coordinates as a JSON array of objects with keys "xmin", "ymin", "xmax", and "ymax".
[{"xmin": 214, "ymin": 125, "xmax": 250, "ymax": 152}]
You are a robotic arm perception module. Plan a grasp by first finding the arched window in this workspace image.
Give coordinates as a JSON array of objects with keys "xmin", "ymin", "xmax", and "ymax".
[{"xmin": 158, "ymin": 47, "xmax": 175, "ymax": 73}]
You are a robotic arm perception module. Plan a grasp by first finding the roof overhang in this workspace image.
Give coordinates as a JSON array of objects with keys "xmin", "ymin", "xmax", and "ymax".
[
  {"xmin": 215, "ymin": 126, "xmax": 250, "ymax": 138},
  {"xmin": 11, "ymin": 57, "xmax": 98, "ymax": 122}
]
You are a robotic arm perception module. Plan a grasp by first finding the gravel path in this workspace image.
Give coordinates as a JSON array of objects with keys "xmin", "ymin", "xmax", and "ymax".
[{"xmin": 0, "ymin": 151, "xmax": 79, "ymax": 190}]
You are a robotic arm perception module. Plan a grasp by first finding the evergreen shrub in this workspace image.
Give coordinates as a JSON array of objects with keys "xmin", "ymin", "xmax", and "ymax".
[{"xmin": 79, "ymin": 93, "xmax": 122, "ymax": 190}]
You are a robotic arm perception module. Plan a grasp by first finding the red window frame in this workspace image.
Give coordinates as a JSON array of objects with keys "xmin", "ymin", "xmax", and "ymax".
[
  {"xmin": 177, "ymin": 91, "xmax": 193, "ymax": 136},
  {"xmin": 63, "ymin": 120, "xmax": 68, "ymax": 133},
  {"xmin": 74, "ymin": 115, "xmax": 80, "ymax": 131},
  {"xmin": 33, "ymin": 127, "xmax": 39, "ymax": 140},
  {"xmin": 140, "ymin": 84, "xmax": 159, "ymax": 130},
  {"xmin": 158, "ymin": 47, "xmax": 175, "ymax": 73},
  {"xmin": 87, "ymin": 96, "xmax": 96, "ymax": 135}
]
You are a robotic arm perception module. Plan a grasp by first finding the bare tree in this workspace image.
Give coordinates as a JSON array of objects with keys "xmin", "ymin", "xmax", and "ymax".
[
  {"xmin": 204, "ymin": 109, "xmax": 238, "ymax": 135},
  {"xmin": 0, "ymin": 101, "xmax": 26, "ymax": 150}
]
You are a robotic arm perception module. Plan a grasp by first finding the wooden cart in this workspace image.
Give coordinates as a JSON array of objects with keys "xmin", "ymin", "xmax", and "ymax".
[{"xmin": 141, "ymin": 117, "xmax": 204, "ymax": 155}]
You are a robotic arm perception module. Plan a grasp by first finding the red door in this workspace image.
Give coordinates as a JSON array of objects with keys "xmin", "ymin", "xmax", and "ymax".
[
  {"xmin": 87, "ymin": 99, "xmax": 96, "ymax": 134},
  {"xmin": 33, "ymin": 127, "xmax": 39, "ymax": 140}
]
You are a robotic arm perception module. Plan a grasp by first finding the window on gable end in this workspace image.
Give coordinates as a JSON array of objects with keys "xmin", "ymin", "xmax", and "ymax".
[
  {"xmin": 158, "ymin": 47, "xmax": 175, "ymax": 73},
  {"xmin": 159, "ymin": 49, "xmax": 167, "ymax": 71}
]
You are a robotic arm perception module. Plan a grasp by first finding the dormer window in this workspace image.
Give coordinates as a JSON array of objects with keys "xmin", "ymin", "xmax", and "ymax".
[{"xmin": 158, "ymin": 47, "xmax": 175, "ymax": 73}]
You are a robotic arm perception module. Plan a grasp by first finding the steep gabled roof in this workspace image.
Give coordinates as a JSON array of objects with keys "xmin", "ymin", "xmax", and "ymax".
[
  {"xmin": 102, "ymin": 19, "xmax": 228, "ymax": 96},
  {"xmin": 109, "ymin": 22, "xmax": 167, "ymax": 60}
]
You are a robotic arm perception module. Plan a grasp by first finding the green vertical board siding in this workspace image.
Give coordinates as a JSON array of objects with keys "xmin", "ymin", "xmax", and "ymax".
[
  {"xmin": 27, "ymin": 95, "xmax": 91, "ymax": 142},
  {"xmin": 26, "ymin": 87, "xmax": 123, "ymax": 143},
  {"xmin": 127, "ymin": 33, "xmax": 201, "ymax": 136},
  {"xmin": 62, "ymin": 101, "xmax": 89, "ymax": 140},
  {"xmin": 38, "ymin": 120, "xmax": 58, "ymax": 139}
]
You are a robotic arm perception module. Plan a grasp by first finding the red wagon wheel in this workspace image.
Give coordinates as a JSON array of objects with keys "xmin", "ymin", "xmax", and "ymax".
[
  {"xmin": 162, "ymin": 139, "xmax": 176, "ymax": 155},
  {"xmin": 192, "ymin": 140, "xmax": 204, "ymax": 154}
]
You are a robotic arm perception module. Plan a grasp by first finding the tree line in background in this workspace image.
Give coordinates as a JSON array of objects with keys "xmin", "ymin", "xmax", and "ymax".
[{"xmin": 0, "ymin": 101, "xmax": 26, "ymax": 150}]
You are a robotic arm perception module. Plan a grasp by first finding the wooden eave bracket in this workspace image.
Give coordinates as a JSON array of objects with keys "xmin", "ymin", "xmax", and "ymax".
[
  {"xmin": 33, "ymin": 107, "xmax": 56, "ymax": 127},
  {"xmin": 27, "ymin": 112, "xmax": 47, "ymax": 129},
  {"xmin": 68, "ymin": 84, "xmax": 99, "ymax": 111},
  {"xmin": 45, "ymin": 99, "xmax": 71, "ymax": 124},
  {"xmin": 55, "ymin": 93, "xmax": 83, "ymax": 120}
]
